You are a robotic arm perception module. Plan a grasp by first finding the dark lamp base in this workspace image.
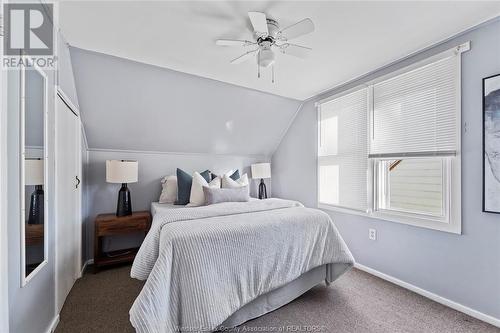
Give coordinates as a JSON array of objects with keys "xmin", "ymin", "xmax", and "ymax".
[
  {"xmin": 116, "ymin": 183, "xmax": 132, "ymax": 217},
  {"xmin": 258, "ymin": 179, "xmax": 268, "ymax": 200},
  {"xmin": 28, "ymin": 185, "xmax": 44, "ymax": 225}
]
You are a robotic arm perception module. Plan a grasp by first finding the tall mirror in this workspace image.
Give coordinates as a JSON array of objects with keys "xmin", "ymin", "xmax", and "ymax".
[{"xmin": 22, "ymin": 64, "xmax": 47, "ymax": 284}]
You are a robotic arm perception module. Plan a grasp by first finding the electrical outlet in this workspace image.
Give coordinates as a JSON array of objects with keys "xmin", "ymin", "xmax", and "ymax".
[{"xmin": 369, "ymin": 228, "xmax": 377, "ymax": 241}]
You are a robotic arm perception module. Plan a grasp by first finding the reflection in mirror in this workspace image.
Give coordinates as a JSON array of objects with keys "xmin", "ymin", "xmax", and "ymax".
[{"xmin": 23, "ymin": 68, "xmax": 46, "ymax": 279}]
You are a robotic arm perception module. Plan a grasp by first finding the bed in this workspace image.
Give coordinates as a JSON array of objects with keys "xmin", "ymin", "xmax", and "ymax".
[
  {"xmin": 150, "ymin": 201, "xmax": 184, "ymax": 216},
  {"xmin": 130, "ymin": 199, "xmax": 354, "ymax": 333}
]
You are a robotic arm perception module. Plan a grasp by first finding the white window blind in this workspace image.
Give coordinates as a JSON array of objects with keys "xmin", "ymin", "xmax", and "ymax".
[
  {"xmin": 370, "ymin": 54, "xmax": 460, "ymax": 157},
  {"xmin": 318, "ymin": 88, "xmax": 368, "ymax": 211}
]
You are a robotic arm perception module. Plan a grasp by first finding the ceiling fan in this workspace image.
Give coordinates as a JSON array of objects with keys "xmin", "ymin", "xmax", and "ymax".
[{"xmin": 215, "ymin": 12, "xmax": 314, "ymax": 83}]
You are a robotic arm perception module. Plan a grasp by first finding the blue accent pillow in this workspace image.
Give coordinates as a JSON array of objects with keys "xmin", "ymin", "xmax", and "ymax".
[
  {"xmin": 175, "ymin": 168, "xmax": 211, "ymax": 205},
  {"xmin": 200, "ymin": 170, "xmax": 211, "ymax": 183},
  {"xmin": 211, "ymin": 170, "xmax": 240, "ymax": 180},
  {"xmin": 230, "ymin": 170, "xmax": 240, "ymax": 180}
]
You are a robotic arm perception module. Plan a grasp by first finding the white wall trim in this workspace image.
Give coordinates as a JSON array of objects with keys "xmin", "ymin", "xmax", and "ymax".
[
  {"xmin": 44, "ymin": 314, "xmax": 60, "ymax": 333},
  {"xmin": 354, "ymin": 263, "xmax": 500, "ymax": 328},
  {"xmin": 87, "ymin": 147, "xmax": 270, "ymax": 160},
  {"xmin": 56, "ymin": 87, "xmax": 79, "ymax": 117}
]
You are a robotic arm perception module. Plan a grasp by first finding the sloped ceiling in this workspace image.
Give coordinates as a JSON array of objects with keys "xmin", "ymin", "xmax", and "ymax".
[
  {"xmin": 60, "ymin": 1, "xmax": 500, "ymax": 100},
  {"xmin": 70, "ymin": 47, "xmax": 301, "ymax": 156}
]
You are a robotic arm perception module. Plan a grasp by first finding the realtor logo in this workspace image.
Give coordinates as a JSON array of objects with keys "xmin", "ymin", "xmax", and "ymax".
[{"xmin": 4, "ymin": 3, "xmax": 53, "ymax": 56}]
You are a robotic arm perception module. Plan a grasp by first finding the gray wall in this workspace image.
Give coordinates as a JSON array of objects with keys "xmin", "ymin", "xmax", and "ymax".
[
  {"xmin": 83, "ymin": 150, "xmax": 269, "ymax": 259},
  {"xmin": 70, "ymin": 47, "xmax": 301, "ymax": 156},
  {"xmin": 70, "ymin": 48, "xmax": 283, "ymax": 261},
  {"xmin": 272, "ymin": 19, "xmax": 500, "ymax": 319}
]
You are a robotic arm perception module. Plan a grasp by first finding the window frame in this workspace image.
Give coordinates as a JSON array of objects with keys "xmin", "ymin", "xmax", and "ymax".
[
  {"xmin": 370, "ymin": 154, "xmax": 460, "ymax": 233},
  {"xmin": 317, "ymin": 43, "xmax": 467, "ymax": 234}
]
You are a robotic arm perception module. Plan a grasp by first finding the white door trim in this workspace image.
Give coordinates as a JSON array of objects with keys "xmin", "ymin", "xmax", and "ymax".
[{"xmin": 0, "ymin": 21, "xmax": 11, "ymax": 333}]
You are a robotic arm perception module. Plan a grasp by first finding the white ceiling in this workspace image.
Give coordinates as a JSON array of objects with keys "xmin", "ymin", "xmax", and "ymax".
[{"xmin": 59, "ymin": 1, "xmax": 500, "ymax": 100}]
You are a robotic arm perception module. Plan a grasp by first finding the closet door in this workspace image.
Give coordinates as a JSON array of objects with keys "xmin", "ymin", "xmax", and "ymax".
[{"xmin": 55, "ymin": 94, "xmax": 82, "ymax": 312}]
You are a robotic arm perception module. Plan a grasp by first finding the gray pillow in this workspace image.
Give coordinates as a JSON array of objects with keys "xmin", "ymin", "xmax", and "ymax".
[{"xmin": 203, "ymin": 185, "xmax": 250, "ymax": 205}]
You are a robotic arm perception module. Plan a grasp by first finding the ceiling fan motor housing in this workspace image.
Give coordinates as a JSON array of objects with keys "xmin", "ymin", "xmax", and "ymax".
[{"xmin": 255, "ymin": 18, "xmax": 279, "ymax": 68}]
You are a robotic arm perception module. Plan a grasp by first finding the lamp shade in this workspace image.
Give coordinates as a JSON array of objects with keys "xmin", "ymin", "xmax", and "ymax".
[
  {"xmin": 251, "ymin": 163, "xmax": 271, "ymax": 179},
  {"xmin": 106, "ymin": 160, "xmax": 138, "ymax": 184},
  {"xmin": 25, "ymin": 159, "xmax": 44, "ymax": 185}
]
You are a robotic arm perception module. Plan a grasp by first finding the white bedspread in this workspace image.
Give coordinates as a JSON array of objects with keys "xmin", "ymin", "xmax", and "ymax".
[{"xmin": 130, "ymin": 198, "xmax": 354, "ymax": 333}]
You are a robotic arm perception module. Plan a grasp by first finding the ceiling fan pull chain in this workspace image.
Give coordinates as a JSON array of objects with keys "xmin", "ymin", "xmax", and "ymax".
[{"xmin": 272, "ymin": 65, "xmax": 275, "ymax": 83}]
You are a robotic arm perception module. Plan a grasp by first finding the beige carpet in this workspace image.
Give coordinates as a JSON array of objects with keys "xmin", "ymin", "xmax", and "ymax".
[{"xmin": 56, "ymin": 265, "xmax": 499, "ymax": 333}]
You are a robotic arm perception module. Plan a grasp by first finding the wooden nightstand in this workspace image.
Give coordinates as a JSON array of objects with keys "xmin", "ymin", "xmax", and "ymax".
[
  {"xmin": 25, "ymin": 224, "xmax": 44, "ymax": 246},
  {"xmin": 94, "ymin": 211, "xmax": 152, "ymax": 273}
]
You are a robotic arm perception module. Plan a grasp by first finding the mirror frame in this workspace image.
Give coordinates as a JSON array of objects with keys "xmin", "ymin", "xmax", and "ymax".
[{"xmin": 20, "ymin": 59, "xmax": 49, "ymax": 287}]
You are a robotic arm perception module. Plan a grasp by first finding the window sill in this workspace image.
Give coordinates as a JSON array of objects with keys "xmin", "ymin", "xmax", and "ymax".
[{"xmin": 318, "ymin": 203, "xmax": 461, "ymax": 234}]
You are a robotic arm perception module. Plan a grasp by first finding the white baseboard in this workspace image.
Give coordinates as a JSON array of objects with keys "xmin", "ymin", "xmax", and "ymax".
[
  {"xmin": 79, "ymin": 259, "xmax": 94, "ymax": 278},
  {"xmin": 45, "ymin": 314, "xmax": 59, "ymax": 333},
  {"xmin": 354, "ymin": 263, "xmax": 500, "ymax": 328}
]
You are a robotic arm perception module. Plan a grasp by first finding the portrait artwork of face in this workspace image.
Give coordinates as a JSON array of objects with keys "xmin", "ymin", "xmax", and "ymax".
[{"xmin": 484, "ymin": 75, "xmax": 500, "ymax": 212}]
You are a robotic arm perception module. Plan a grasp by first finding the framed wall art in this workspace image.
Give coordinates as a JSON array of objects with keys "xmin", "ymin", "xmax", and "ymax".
[{"xmin": 483, "ymin": 73, "xmax": 500, "ymax": 213}]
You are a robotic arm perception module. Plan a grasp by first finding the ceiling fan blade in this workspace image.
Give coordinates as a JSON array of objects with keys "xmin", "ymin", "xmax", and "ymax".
[
  {"xmin": 231, "ymin": 49, "xmax": 259, "ymax": 64},
  {"xmin": 280, "ymin": 43, "xmax": 312, "ymax": 59},
  {"xmin": 279, "ymin": 18, "xmax": 314, "ymax": 40},
  {"xmin": 248, "ymin": 11, "xmax": 269, "ymax": 37},
  {"xmin": 216, "ymin": 39, "xmax": 254, "ymax": 46}
]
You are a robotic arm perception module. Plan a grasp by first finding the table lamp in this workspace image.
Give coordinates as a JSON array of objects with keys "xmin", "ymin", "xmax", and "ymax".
[
  {"xmin": 25, "ymin": 159, "xmax": 44, "ymax": 225},
  {"xmin": 251, "ymin": 163, "xmax": 271, "ymax": 199},
  {"xmin": 106, "ymin": 160, "xmax": 138, "ymax": 217}
]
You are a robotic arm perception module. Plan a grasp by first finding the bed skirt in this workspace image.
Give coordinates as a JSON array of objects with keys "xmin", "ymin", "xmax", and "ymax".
[{"xmin": 219, "ymin": 263, "xmax": 351, "ymax": 329}]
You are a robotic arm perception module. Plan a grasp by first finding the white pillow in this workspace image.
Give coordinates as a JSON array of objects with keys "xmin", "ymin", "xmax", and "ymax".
[
  {"xmin": 189, "ymin": 172, "xmax": 221, "ymax": 206},
  {"xmin": 222, "ymin": 173, "xmax": 249, "ymax": 188},
  {"xmin": 159, "ymin": 175, "xmax": 177, "ymax": 204}
]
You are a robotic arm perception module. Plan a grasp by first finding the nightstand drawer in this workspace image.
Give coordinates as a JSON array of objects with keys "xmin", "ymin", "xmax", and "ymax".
[{"xmin": 97, "ymin": 218, "xmax": 149, "ymax": 236}]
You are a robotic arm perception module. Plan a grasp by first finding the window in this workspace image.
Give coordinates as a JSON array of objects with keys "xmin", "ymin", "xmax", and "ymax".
[
  {"xmin": 318, "ymin": 43, "xmax": 467, "ymax": 233},
  {"xmin": 375, "ymin": 158, "xmax": 447, "ymax": 218}
]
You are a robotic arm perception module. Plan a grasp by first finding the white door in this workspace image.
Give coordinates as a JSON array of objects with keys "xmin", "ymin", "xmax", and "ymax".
[{"xmin": 55, "ymin": 95, "xmax": 82, "ymax": 312}]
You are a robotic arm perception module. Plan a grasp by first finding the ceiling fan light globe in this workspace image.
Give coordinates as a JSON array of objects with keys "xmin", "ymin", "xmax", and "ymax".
[{"xmin": 258, "ymin": 49, "xmax": 275, "ymax": 68}]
